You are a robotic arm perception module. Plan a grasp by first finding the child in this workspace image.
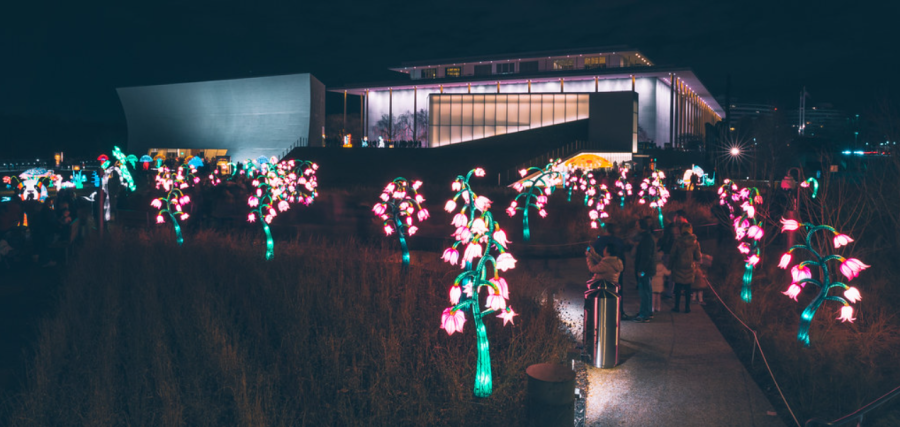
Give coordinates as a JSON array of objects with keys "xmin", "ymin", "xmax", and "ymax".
[
  {"xmin": 692, "ymin": 254, "xmax": 713, "ymax": 305},
  {"xmin": 586, "ymin": 243, "xmax": 623, "ymax": 286},
  {"xmin": 651, "ymin": 250, "xmax": 671, "ymax": 313}
]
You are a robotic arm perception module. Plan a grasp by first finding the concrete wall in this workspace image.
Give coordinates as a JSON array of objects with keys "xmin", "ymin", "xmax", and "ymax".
[{"xmin": 117, "ymin": 73, "xmax": 324, "ymax": 161}]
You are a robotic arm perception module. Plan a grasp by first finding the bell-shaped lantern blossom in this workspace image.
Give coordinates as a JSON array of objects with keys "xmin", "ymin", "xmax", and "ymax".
[
  {"xmin": 474, "ymin": 168, "xmax": 486, "ymax": 177},
  {"xmin": 462, "ymin": 242, "xmax": 483, "ymax": 263},
  {"xmin": 384, "ymin": 225, "xmax": 394, "ymax": 235},
  {"xmin": 746, "ymin": 254, "xmax": 760, "ymax": 266},
  {"xmin": 496, "ymin": 252, "xmax": 517, "ymax": 271},
  {"xmin": 471, "ymin": 218, "xmax": 488, "ymax": 235},
  {"xmin": 493, "ymin": 230, "xmax": 510, "ymax": 247},
  {"xmin": 791, "ymin": 265, "xmax": 813, "ymax": 283},
  {"xmin": 837, "ymin": 305, "xmax": 856, "ymax": 323},
  {"xmin": 781, "ymin": 218, "xmax": 800, "ymax": 232},
  {"xmin": 738, "ymin": 242, "xmax": 750, "ymax": 254},
  {"xmin": 156, "ymin": 215, "xmax": 165, "ymax": 224},
  {"xmin": 839, "ymin": 258, "xmax": 869, "ymax": 281},
  {"xmin": 445, "ymin": 200, "xmax": 457, "ymax": 212},
  {"xmin": 440, "ymin": 308, "xmax": 466, "ymax": 335},
  {"xmin": 485, "ymin": 287, "xmax": 507, "ymax": 311},
  {"xmin": 452, "ymin": 213, "xmax": 468, "ymax": 227},
  {"xmin": 442, "ymin": 248, "xmax": 460, "ymax": 265},
  {"xmin": 833, "ymin": 234, "xmax": 854, "ymax": 248},
  {"xmin": 491, "ymin": 277, "xmax": 510, "ymax": 299},
  {"xmin": 783, "ymin": 284, "xmax": 803, "ymax": 301},
  {"xmin": 247, "ymin": 213, "xmax": 256, "ymax": 223},
  {"xmin": 474, "ymin": 196, "xmax": 492, "ymax": 211},
  {"xmin": 449, "ymin": 285, "xmax": 462, "ymax": 305},
  {"xmin": 417, "ymin": 208, "xmax": 430, "ymax": 222},
  {"xmin": 373, "ymin": 203, "xmax": 387, "ymax": 215},
  {"xmin": 844, "ymin": 287, "xmax": 862, "ymax": 303},
  {"xmin": 746, "ymin": 225, "xmax": 764, "ymax": 240},
  {"xmin": 778, "ymin": 253, "xmax": 792, "ymax": 269}
]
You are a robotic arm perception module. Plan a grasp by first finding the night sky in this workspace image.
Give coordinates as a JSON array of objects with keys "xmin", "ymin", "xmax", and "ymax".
[{"xmin": 1, "ymin": 0, "xmax": 897, "ymax": 126}]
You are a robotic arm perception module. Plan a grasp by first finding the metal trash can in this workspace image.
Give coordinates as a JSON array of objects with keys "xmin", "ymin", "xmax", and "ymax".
[
  {"xmin": 525, "ymin": 363, "xmax": 576, "ymax": 427},
  {"xmin": 584, "ymin": 281, "xmax": 620, "ymax": 369}
]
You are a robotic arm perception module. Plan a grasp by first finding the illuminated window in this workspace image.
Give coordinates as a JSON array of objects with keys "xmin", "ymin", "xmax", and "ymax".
[
  {"xmin": 520, "ymin": 61, "xmax": 539, "ymax": 74},
  {"xmin": 422, "ymin": 68, "xmax": 437, "ymax": 79},
  {"xmin": 474, "ymin": 64, "xmax": 492, "ymax": 76},
  {"xmin": 496, "ymin": 63, "xmax": 515, "ymax": 74},
  {"xmin": 552, "ymin": 59, "xmax": 574, "ymax": 71},
  {"xmin": 584, "ymin": 56, "xmax": 606, "ymax": 69},
  {"xmin": 445, "ymin": 67, "xmax": 461, "ymax": 78}
]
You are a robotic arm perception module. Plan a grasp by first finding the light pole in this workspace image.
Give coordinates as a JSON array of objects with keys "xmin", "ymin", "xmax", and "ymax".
[{"xmin": 781, "ymin": 167, "xmax": 802, "ymax": 248}]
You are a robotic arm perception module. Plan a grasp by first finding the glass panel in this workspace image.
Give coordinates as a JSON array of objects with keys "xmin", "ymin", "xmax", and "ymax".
[
  {"xmin": 520, "ymin": 61, "xmax": 539, "ymax": 74},
  {"xmin": 439, "ymin": 97, "xmax": 451, "ymax": 125},
  {"xmin": 450, "ymin": 96, "xmax": 462, "ymax": 126},
  {"xmin": 565, "ymin": 94, "xmax": 578, "ymax": 121},
  {"xmin": 577, "ymin": 95, "xmax": 589, "ymax": 120},
  {"xmin": 483, "ymin": 125, "xmax": 495, "ymax": 139},
  {"xmin": 507, "ymin": 98, "xmax": 519, "ymax": 129},
  {"xmin": 584, "ymin": 56, "xmax": 606, "ymax": 69},
  {"xmin": 429, "ymin": 97, "xmax": 439, "ymax": 126},
  {"xmin": 484, "ymin": 98, "xmax": 496, "ymax": 127},
  {"xmin": 473, "ymin": 123, "xmax": 484, "ymax": 140},
  {"xmin": 445, "ymin": 67, "xmax": 461, "ymax": 78},
  {"xmin": 439, "ymin": 126, "xmax": 450, "ymax": 146},
  {"xmin": 496, "ymin": 95, "xmax": 507, "ymax": 126},
  {"xmin": 451, "ymin": 126, "xmax": 461, "ymax": 144},
  {"xmin": 554, "ymin": 95, "xmax": 565, "ymax": 124},
  {"xmin": 422, "ymin": 68, "xmax": 437, "ymax": 79},
  {"xmin": 462, "ymin": 125, "xmax": 473, "ymax": 142},
  {"xmin": 473, "ymin": 97, "xmax": 485, "ymax": 126},
  {"xmin": 552, "ymin": 59, "xmax": 574, "ymax": 70},
  {"xmin": 520, "ymin": 95, "xmax": 531, "ymax": 128},
  {"xmin": 462, "ymin": 96, "xmax": 474, "ymax": 126},
  {"xmin": 531, "ymin": 95, "xmax": 542, "ymax": 127},
  {"xmin": 495, "ymin": 126, "xmax": 507, "ymax": 136},
  {"xmin": 542, "ymin": 95, "xmax": 554, "ymax": 127}
]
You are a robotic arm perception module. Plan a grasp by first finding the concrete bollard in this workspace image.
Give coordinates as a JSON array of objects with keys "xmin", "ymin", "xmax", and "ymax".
[{"xmin": 525, "ymin": 363, "xmax": 576, "ymax": 427}]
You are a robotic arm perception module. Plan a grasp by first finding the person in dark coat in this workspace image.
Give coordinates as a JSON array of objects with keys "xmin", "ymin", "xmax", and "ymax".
[
  {"xmin": 633, "ymin": 216, "xmax": 656, "ymax": 322},
  {"xmin": 669, "ymin": 223, "xmax": 702, "ymax": 313}
]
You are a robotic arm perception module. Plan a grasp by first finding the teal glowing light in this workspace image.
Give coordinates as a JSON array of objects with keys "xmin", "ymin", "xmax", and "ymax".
[
  {"xmin": 373, "ymin": 177, "xmax": 429, "ymax": 268},
  {"xmin": 441, "ymin": 168, "xmax": 517, "ymax": 398},
  {"xmin": 508, "ymin": 160, "xmax": 565, "ymax": 242},
  {"xmin": 637, "ymin": 170, "xmax": 669, "ymax": 230},
  {"xmin": 780, "ymin": 223, "xmax": 865, "ymax": 347},
  {"xmin": 719, "ymin": 181, "xmax": 763, "ymax": 303},
  {"xmin": 111, "ymin": 146, "xmax": 137, "ymax": 192}
]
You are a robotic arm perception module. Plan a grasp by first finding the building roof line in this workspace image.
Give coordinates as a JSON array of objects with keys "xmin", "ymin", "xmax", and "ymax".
[{"xmin": 391, "ymin": 45, "xmax": 639, "ymax": 69}]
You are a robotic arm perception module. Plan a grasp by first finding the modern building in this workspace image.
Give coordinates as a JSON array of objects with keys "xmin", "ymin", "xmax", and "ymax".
[
  {"xmin": 331, "ymin": 46, "xmax": 723, "ymax": 158},
  {"xmin": 787, "ymin": 103, "xmax": 850, "ymax": 138},
  {"xmin": 117, "ymin": 73, "xmax": 325, "ymax": 162}
]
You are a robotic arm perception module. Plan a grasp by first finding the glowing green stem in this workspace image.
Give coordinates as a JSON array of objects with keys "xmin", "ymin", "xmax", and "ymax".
[
  {"xmin": 522, "ymin": 207, "xmax": 531, "ymax": 242},
  {"xmin": 169, "ymin": 213, "xmax": 183, "ymax": 246},
  {"xmin": 396, "ymin": 217, "xmax": 410, "ymax": 267},
  {"xmin": 741, "ymin": 263, "xmax": 753, "ymax": 303},
  {"xmin": 657, "ymin": 207, "xmax": 664, "ymax": 230},
  {"xmin": 262, "ymin": 221, "xmax": 274, "ymax": 260},
  {"xmin": 472, "ymin": 309, "xmax": 492, "ymax": 397}
]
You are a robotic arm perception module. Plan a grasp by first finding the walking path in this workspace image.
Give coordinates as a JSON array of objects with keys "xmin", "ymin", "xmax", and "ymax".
[{"xmin": 534, "ymin": 257, "xmax": 785, "ymax": 427}]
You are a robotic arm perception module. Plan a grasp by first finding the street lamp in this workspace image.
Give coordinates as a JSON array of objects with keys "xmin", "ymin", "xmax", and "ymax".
[{"xmin": 730, "ymin": 147, "xmax": 741, "ymax": 156}]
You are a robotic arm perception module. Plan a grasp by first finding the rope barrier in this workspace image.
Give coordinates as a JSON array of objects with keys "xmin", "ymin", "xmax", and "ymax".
[{"xmin": 703, "ymin": 276, "xmax": 802, "ymax": 427}]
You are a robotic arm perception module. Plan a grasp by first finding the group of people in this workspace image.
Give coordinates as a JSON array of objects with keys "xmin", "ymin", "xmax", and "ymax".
[
  {"xmin": 586, "ymin": 211, "xmax": 708, "ymax": 323},
  {"xmin": 0, "ymin": 189, "xmax": 90, "ymax": 268}
]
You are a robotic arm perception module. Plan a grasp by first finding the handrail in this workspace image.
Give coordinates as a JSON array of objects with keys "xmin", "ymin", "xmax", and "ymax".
[{"xmin": 804, "ymin": 384, "xmax": 900, "ymax": 427}]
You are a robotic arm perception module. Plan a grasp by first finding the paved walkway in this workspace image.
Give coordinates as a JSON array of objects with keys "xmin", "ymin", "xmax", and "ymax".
[{"xmin": 535, "ymin": 257, "xmax": 784, "ymax": 427}]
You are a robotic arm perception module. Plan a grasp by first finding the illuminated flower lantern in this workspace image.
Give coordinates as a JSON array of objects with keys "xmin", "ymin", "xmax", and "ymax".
[
  {"xmin": 779, "ymin": 218, "xmax": 867, "ymax": 347},
  {"xmin": 4, "ymin": 169, "xmax": 54, "ymax": 202},
  {"xmin": 372, "ymin": 177, "xmax": 429, "ymax": 267},
  {"xmin": 799, "ymin": 177, "xmax": 819, "ymax": 198},
  {"xmin": 717, "ymin": 179, "xmax": 741, "ymax": 219},
  {"xmin": 507, "ymin": 159, "xmax": 564, "ymax": 242},
  {"xmin": 636, "ymin": 170, "xmax": 669, "ymax": 229},
  {"xmin": 581, "ymin": 172, "xmax": 613, "ymax": 230},
  {"xmin": 151, "ymin": 165, "xmax": 193, "ymax": 245},
  {"xmin": 441, "ymin": 167, "xmax": 517, "ymax": 398},
  {"xmin": 613, "ymin": 168, "xmax": 632, "ymax": 208},
  {"xmin": 563, "ymin": 168, "xmax": 584, "ymax": 203},
  {"xmin": 246, "ymin": 159, "xmax": 319, "ymax": 260},
  {"xmin": 732, "ymin": 186, "xmax": 763, "ymax": 302}
]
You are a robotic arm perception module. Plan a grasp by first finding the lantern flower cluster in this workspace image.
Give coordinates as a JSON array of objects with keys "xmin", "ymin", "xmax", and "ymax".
[
  {"xmin": 637, "ymin": 170, "xmax": 669, "ymax": 229},
  {"xmin": 246, "ymin": 159, "xmax": 319, "ymax": 259},
  {"xmin": 507, "ymin": 159, "xmax": 565, "ymax": 242},
  {"xmin": 779, "ymin": 219, "xmax": 868, "ymax": 346},
  {"xmin": 151, "ymin": 166, "xmax": 194, "ymax": 246},
  {"xmin": 799, "ymin": 177, "xmax": 819, "ymax": 198},
  {"xmin": 440, "ymin": 168, "xmax": 517, "ymax": 398},
  {"xmin": 613, "ymin": 168, "xmax": 632, "ymax": 208},
  {"xmin": 722, "ymin": 182, "xmax": 764, "ymax": 303},
  {"xmin": 373, "ymin": 178, "xmax": 429, "ymax": 267},
  {"xmin": 579, "ymin": 172, "xmax": 612, "ymax": 230}
]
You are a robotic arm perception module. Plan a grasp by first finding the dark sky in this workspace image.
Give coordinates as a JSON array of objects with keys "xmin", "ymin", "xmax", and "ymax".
[{"xmin": 1, "ymin": 0, "xmax": 897, "ymax": 124}]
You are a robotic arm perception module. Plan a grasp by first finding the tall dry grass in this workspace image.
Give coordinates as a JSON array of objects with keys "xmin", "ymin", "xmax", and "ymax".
[{"xmin": 2, "ymin": 229, "xmax": 569, "ymax": 426}]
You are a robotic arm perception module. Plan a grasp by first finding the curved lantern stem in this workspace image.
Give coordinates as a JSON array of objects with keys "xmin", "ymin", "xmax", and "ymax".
[
  {"xmin": 395, "ymin": 217, "xmax": 410, "ymax": 268},
  {"xmin": 741, "ymin": 263, "xmax": 754, "ymax": 303},
  {"xmin": 262, "ymin": 221, "xmax": 274, "ymax": 260},
  {"xmin": 522, "ymin": 208, "xmax": 531, "ymax": 243},
  {"xmin": 472, "ymin": 309, "xmax": 492, "ymax": 398}
]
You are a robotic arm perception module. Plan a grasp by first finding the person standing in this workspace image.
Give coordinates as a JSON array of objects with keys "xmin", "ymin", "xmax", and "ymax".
[
  {"xmin": 633, "ymin": 217, "xmax": 656, "ymax": 322},
  {"xmin": 586, "ymin": 242, "xmax": 624, "ymax": 285},
  {"xmin": 669, "ymin": 223, "xmax": 701, "ymax": 313}
]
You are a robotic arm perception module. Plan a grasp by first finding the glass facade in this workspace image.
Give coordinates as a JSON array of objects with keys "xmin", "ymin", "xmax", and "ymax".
[
  {"xmin": 584, "ymin": 56, "xmax": 606, "ymax": 69},
  {"xmin": 496, "ymin": 63, "xmax": 515, "ymax": 74},
  {"xmin": 445, "ymin": 67, "xmax": 461, "ymax": 78},
  {"xmin": 422, "ymin": 68, "xmax": 437, "ymax": 79},
  {"xmin": 552, "ymin": 59, "xmax": 574, "ymax": 71},
  {"xmin": 428, "ymin": 93, "xmax": 589, "ymax": 147}
]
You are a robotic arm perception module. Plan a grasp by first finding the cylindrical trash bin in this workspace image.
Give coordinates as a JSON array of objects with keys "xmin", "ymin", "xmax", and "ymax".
[
  {"xmin": 525, "ymin": 363, "xmax": 576, "ymax": 427},
  {"xmin": 584, "ymin": 283, "xmax": 620, "ymax": 369}
]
